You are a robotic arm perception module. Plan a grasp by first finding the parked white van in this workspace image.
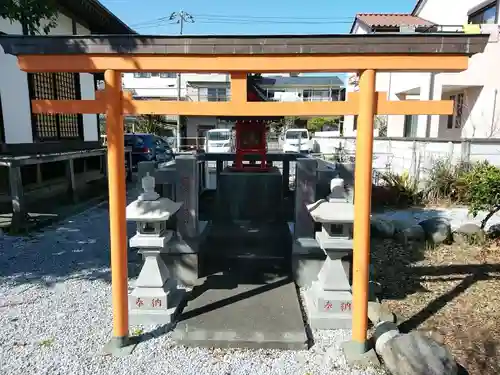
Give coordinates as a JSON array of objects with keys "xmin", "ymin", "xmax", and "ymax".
[
  {"xmin": 205, "ymin": 128, "xmax": 235, "ymax": 153},
  {"xmin": 282, "ymin": 128, "xmax": 313, "ymax": 153}
]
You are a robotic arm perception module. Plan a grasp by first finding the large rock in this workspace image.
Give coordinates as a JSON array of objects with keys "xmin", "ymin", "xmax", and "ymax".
[
  {"xmin": 395, "ymin": 225, "xmax": 426, "ymax": 245},
  {"xmin": 418, "ymin": 217, "xmax": 452, "ymax": 245},
  {"xmin": 453, "ymin": 223, "xmax": 485, "ymax": 245},
  {"xmin": 392, "ymin": 218, "xmax": 418, "ymax": 233},
  {"xmin": 487, "ymin": 223, "xmax": 500, "ymax": 239},
  {"xmin": 374, "ymin": 323, "xmax": 458, "ymax": 375},
  {"xmin": 371, "ymin": 218, "xmax": 396, "ymax": 238}
]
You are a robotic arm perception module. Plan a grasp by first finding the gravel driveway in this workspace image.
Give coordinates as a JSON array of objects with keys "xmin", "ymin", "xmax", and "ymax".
[{"xmin": 0, "ymin": 202, "xmax": 379, "ymax": 375}]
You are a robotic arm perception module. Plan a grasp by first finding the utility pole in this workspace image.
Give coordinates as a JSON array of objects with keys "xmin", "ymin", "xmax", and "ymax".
[{"xmin": 169, "ymin": 11, "xmax": 194, "ymax": 151}]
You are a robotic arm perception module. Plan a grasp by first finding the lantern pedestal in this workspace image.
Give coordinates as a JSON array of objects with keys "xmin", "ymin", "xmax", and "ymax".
[
  {"xmin": 128, "ymin": 234, "xmax": 186, "ymax": 325},
  {"xmin": 126, "ymin": 173, "xmax": 186, "ymax": 326},
  {"xmin": 302, "ymin": 236, "xmax": 353, "ymax": 329},
  {"xmin": 302, "ymin": 178, "xmax": 355, "ymax": 329}
]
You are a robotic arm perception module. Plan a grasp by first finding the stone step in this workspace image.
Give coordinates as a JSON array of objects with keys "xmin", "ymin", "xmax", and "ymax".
[
  {"xmin": 201, "ymin": 255, "xmax": 290, "ymax": 281},
  {"xmin": 173, "ymin": 274, "xmax": 309, "ymax": 350}
]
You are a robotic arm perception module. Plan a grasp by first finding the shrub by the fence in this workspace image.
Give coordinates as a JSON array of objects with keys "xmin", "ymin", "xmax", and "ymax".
[
  {"xmin": 373, "ymin": 171, "xmax": 422, "ymax": 208},
  {"xmin": 460, "ymin": 161, "xmax": 500, "ymax": 229},
  {"xmin": 423, "ymin": 158, "xmax": 469, "ymax": 204}
]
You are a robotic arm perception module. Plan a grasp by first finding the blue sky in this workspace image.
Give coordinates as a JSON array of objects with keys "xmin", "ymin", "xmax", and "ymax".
[{"xmin": 101, "ymin": 0, "xmax": 417, "ymax": 35}]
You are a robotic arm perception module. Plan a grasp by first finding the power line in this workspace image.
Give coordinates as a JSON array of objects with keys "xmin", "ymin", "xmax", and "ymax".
[
  {"xmin": 193, "ymin": 13, "xmax": 354, "ymax": 20},
  {"xmin": 130, "ymin": 12, "xmax": 355, "ymax": 29},
  {"xmin": 168, "ymin": 10, "xmax": 195, "ymax": 35},
  {"xmin": 133, "ymin": 19, "xmax": 353, "ymax": 30},
  {"xmin": 196, "ymin": 20, "xmax": 353, "ymax": 25}
]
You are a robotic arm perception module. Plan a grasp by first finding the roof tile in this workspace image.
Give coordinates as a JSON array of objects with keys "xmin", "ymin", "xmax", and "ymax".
[{"xmin": 356, "ymin": 13, "xmax": 434, "ymax": 28}]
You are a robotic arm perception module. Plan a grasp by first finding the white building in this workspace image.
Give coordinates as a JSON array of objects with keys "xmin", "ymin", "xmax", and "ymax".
[
  {"xmin": 0, "ymin": 0, "xmax": 133, "ymax": 154},
  {"xmin": 0, "ymin": 1, "xmax": 133, "ymax": 230},
  {"xmin": 344, "ymin": 1, "xmax": 500, "ymax": 140}
]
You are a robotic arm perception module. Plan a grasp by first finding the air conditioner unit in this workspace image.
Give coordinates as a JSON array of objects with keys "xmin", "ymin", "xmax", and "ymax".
[{"xmin": 399, "ymin": 24, "xmax": 416, "ymax": 33}]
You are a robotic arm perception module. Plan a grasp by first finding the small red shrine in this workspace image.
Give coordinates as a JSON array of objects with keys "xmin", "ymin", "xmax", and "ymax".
[{"xmin": 230, "ymin": 75, "xmax": 279, "ymax": 172}]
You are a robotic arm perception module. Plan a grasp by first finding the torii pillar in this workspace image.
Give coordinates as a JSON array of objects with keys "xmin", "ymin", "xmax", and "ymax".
[{"xmin": 101, "ymin": 70, "xmax": 136, "ymax": 356}]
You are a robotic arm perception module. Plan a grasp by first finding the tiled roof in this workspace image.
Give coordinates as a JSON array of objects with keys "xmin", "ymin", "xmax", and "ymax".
[
  {"xmin": 356, "ymin": 13, "xmax": 434, "ymax": 28},
  {"xmin": 257, "ymin": 76, "xmax": 344, "ymax": 87}
]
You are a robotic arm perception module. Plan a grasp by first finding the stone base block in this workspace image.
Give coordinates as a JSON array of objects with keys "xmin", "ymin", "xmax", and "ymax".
[
  {"xmin": 303, "ymin": 285, "xmax": 352, "ymax": 329},
  {"xmin": 129, "ymin": 231, "xmax": 173, "ymax": 249},
  {"xmin": 163, "ymin": 231, "xmax": 209, "ymax": 288},
  {"xmin": 341, "ymin": 340, "xmax": 381, "ymax": 368},
  {"xmin": 216, "ymin": 167, "xmax": 283, "ymax": 222},
  {"xmin": 162, "ymin": 252, "xmax": 199, "ymax": 288},
  {"xmin": 291, "ymin": 237, "xmax": 325, "ymax": 288},
  {"xmin": 128, "ymin": 282, "xmax": 186, "ymax": 326},
  {"xmin": 102, "ymin": 336, "xmax": 138, "ymax": 357}
]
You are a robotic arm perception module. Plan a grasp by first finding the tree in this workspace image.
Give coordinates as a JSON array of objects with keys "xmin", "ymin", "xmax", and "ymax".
[
  {"xmin": 307, "ymin": 116, "xmax": 341, "ymax": 132},
  {"xmin": 130, "ymin": 115, "xmax": 177, "ymax": 137},
  {"xmin": 375, "ymin": 115, "xmax": 388, "ymax": 137},
  {"xmin": 1, "ymin": 0, "xmax": 58, "ymax": 34},
  {"xmin": 461, "ymin": 161, "xmax": 500, "ymax": 229}
]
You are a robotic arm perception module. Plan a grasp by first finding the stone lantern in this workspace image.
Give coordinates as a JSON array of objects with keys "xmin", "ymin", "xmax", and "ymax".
[
  {"xmin": 303, "ymin": 177, "xmax": 354, "ymax": 329},
  {"xmin": 126, "ymin": 172, "xmax": 185, "ymax": 325}
]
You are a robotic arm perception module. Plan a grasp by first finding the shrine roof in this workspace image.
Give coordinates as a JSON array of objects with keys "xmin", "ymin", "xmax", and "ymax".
[{"xmin": 0, "ymin": 33, "xmax": 488, "ymax": 56}]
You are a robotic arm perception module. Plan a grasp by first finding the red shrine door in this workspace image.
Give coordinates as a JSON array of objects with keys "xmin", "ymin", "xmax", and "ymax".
[{"xmin": 233, "ymin": 119, "xmax": 269, "ymax": 171}]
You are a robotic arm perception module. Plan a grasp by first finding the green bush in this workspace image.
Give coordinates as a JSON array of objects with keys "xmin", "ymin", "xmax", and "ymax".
[
  {"xmin": 423, "ymin": 158, "xmax": 469, "ymax": 204},
  {"xmin": 377, "ymin": 170, "xmax": 422, "ymax": 207},
  {"xmin": 459, "ymin": 161, "xmax": 500, "ymax": 229}
]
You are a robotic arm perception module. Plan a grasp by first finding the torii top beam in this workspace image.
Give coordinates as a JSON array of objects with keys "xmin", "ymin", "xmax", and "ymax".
[{"xmin": 0, "ymin": 33, "xmax": 489, "ymax": 73}]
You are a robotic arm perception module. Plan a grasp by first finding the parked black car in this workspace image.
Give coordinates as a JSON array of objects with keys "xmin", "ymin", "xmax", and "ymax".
[{"xmin": 124, "ymin": 133, "xmax": 175, "ymax": 170}]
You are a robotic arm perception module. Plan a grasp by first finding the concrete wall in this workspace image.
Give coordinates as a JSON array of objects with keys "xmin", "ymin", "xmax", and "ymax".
[{"xmin": 0, "ymin": 13, "xmax": 98, "ymax": 144}]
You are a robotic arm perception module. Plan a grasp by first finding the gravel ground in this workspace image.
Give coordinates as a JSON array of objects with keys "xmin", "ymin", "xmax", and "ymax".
[{"xmin": 0, "ymin": 202, "xmax": 379, "ymax": 375}]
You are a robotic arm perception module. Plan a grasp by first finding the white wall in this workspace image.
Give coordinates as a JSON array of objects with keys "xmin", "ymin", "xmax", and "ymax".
[
  {"xmin": 185, "ymin": 116, "xmax": 218, "ymax": 138},
  {"xmin": 347, "ymin": 2, "xmax": 500, "ymax": 140},
  {"xmin": 416, "ymin": 0, "xmax": 492, "ymax": 25},
  {"xmin": 312, "ymin": 135, "xmax": 500, "ymax": 182},
  {"xmin": 0, "ymin": 12, "xmax": 98, "ymax": 144},
  {"xmin": 122, "ymin": 72, "xmax": 230, "ymax": 100},
  {"xmin": 386, "ymin": 1, "xmax": 500, "ymax": 140},
  {"xmin": 0, "ymin": 18, "xmax": 32, "ymax": 144},
  {"xmin": 345, "ymin": 22, "xmax": 397, "ymax": 136},
  {"xmin": 122, "ymin": 73, "xmax": 179, "ymax": 98}
]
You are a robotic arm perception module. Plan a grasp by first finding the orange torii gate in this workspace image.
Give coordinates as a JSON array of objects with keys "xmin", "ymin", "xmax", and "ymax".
[{"xmin": 0, "ymin": 33, "xmax": 487, "ymax": 358}]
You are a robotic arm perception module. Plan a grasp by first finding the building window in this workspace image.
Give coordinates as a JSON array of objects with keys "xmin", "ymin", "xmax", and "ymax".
[
  {"xmin": 29, "ymin": 72, "xmax": 83, "ymax": 141},
  {"xmin": 468, "ymin": 2, "xmax": 497, "ymax": 24},
  {"xmin": 303, "ymin": 89, "xmax": 331, "ymax": 101},
  {"xmin": 207, "ymin": 88, "xmax": 227, "ymax": 102},
  {"xmin": 160, "ymin": 73, "xmax": 176, "ymax": 78},
  {"xmin": 266, "ymin": 89, "xmax": 285, "ymax": 100},
  {"xmin": 447, "ymin": 93, "xmax": 464, "ymax": 129},
  {"xmin": 133, "ymin": 73, "xmax": 151, "ymax": 78},
  {"xmin": 403, "ymin": 115, "xmax": 418, "ymax": 137},
  {"xmin": 353, "ymin": 115, "xmax": 358, "ymax": 130}
]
